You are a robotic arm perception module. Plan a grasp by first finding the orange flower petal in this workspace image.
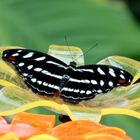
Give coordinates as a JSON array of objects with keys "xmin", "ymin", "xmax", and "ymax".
[
  {"xmin": 49, "ymin": 120, "xmax": 132, "ymax": 140},
  {"xmin": 11, "ymin": 112, "xmax": 55, "ymax": 139},
  {"xmin": 12, "ymin": 112, "xmax": 55, "ymax": 132},
  {"xmin": 49, "ymin": 120, "xmax": 103, "ymax": 138},
  {"xmin": 85, "ymin": 133, "xmax": 126, "ymax": 140},
  {"xmin": 85, "ymin": 127, "xmax": 126, "ymax": 138},
  {"xmin": 0, "ymin": 113, "xmax": 132, "ymax": 140},
  {"xmin": 11, "ymin": 123, "xmax": 38, "ymax": 138},
  {"xmin": 123, "ymin": 135, "xmax": 132, "ymax": 140},
  {"xmin": 56, "ymin": 136, "xmax": 85, "ymax": 140}
]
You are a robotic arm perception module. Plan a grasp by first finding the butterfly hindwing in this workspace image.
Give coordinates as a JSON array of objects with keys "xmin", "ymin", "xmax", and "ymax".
[{"xmin": 60, "ymin": 65, "xmax": 133, "ymax": 103}]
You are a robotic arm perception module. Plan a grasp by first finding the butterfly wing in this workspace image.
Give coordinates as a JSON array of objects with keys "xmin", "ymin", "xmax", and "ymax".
[
  {"xmin": 2, "ymin": 49, "xmax": 67, "ymax": 96},
  {"xmin": 60, "ymin": 65, "xmax": 133, "ymax": 103},
  {"xmin": 2, "ymin": 49, "xmax": 134, "ymax": 104}
]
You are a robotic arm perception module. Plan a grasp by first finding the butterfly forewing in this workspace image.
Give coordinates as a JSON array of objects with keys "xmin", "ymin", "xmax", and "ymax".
[
  {"xmin": 2, "ymin": 49, "xmax": 133, "ymax": 104},
  {"xmin": 2, "ymin": 49, "xmax": 67, "ymax": 96}
]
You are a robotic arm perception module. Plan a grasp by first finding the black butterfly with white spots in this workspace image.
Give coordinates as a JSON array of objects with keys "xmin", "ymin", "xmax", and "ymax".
[{"xmin": 2, "ymin": 49, "xmax": 133, "ymax": 104}]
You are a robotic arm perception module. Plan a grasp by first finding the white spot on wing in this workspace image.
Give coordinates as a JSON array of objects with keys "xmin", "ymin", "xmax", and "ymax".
[
  {"xmin": 23, "ymin": 73, "xmax": 28, "ymax": 76},
  {"xmin": 120, "ymin": 70, "xmax": 124, "ymax": 74},
  {"xmin": 128, "ymin": 79, "xmax": 131, "ymax": 83},
  {"xmin": 31, "ymin": 78, "xmax": 37, "ymax": 83},
  {"xmin": 79, "ymin": 69, "xmax": 94, "ymax": 73},
  {"xmin": 74, "ymin": 89, "xmax": 79, "ymax": 93},
  {"xmin": 61, "ymin": 87, "xmax": 74, "ymax": 92},
  {"xmin": 69, "ymin": 78, "xmax": 80, "ymax": 83},
  {"xmin": 34, "ymin": 56, "xmax": 46, "ymax": 61},
  {"xmin": 43, "ymin": 82, "xmax": 48, "ymax": 86},
  {"xmin": 4, "ymin": 53, "xmax": 7, "ymax": 57},
  {"xmin": 11, "ymin": 61, "xmax": 15, "ymax": 64},
  {"xmin": 97, "ymin": 89, "xmax": 102, "ymax": 93},
  {"xmin": 80, "ymin": 79, "xmax": 90, "ymax": 84},
  {"xmin": 17, "ymin": 50, "xmax": 22, "ymax": 52},
  {"xmin": 69, "ymin": 78, "xmax": 90, "ymax": 84},
  {"xmin": 12, "ymin": 53, "xmax": 19, "ymax": 56},
  {"xmin": 41, "ymin": 70, "xmax": 62, "ymax": 79},
  {"xmin": 42, "ymin": 70, "xmax": 49, "ymax": 75},
  {"xmin": 61, "ymin": 87, "xmax": 68, "ymax": 91},
  {"xmin": 54, "ymin": 85, "xmax": 59, "ymax": 90},
  {"xmin": 86, "ymin": 90, "xmax": 92, "ymax": 95},
  {"xmin": 34, "ymin": 68, "xmax": 42, "ymax": 72},
  {"xmin": 69, "ymin": 67, "xmax": 93, "ymax": 73},
  {"xmin": 68, "ymin": 88, "xmax": 74, "ymax": 92},
  {"xmin": 120, "ymin": 74, "xmax": 125, "ymax": 79},
  {"xmin": 37, "ymin": 80, "xmax": 42, "ymax": 85},
  {"xmin": 27, "ymin": 65, "xmax": 33, "ymax": 70},
  {"xmin": 84, "ymin": 80, "xmax": 90, "ymax": 84},
  {"xmin": 18, "ymin": 62, "xmax": 24, "ymax": 67},
  {"xmin": 46, "ymin": 61, "xmax": 67, "ymax": 69},
  {"xmin": 100, "ymin": 80, "xmax": 104, "ymax": 86},
  {"xmin": 47, "ymin": 61, "xmax": 60, "ymax": 66},
  {"xmin": 109, "ymin": 68, "xmax": 116, "ymax": 77},
  {"xmin": 48, "ymin": 84, "xmax": 54, "ymax": 88},
  {"xmin": 97, "ymin": 67, "xmax": 105, "ymax": 75},
  {"xmin": 91, "ymin": 80, "xmax": 97, "ymax": 84},
  {"xmin": 23, "ymin": 52, "xmax": 34, "ymax": 58},
  {"xmin": 80, "ymin": 90, "xmax": 85, "ymax": 94},
  {"xmin": 108, "ymin": 81, "xmax": 113, "ymax": 87}
]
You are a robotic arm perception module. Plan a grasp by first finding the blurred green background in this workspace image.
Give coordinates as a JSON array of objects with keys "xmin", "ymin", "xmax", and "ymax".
[{"xmin": 0, "ymin": 0, "xmax": 140, "ymax": 139}]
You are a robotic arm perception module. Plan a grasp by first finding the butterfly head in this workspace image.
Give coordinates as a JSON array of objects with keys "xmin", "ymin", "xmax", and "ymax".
[{"xmin": 69, "ymin": 61, "xmax": 77, "ymax": 67}]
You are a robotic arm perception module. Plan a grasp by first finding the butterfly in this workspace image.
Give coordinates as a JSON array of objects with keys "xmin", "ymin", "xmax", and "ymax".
[{"xmin": 2, "ymin": 48, "xmax": 133, "ymax": 104}]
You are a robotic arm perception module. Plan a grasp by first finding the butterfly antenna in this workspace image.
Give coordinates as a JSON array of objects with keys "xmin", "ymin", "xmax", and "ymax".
[
  {"xmin": 74, "ymin": 42, "xmax": 99, "ymax": 61},
  {"xmin": 64, "ymin": 35, "xmax": 75, "ymax": 61}
]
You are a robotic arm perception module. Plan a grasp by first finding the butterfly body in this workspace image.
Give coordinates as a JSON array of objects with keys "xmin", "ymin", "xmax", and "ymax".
[{"xmin": 2, "ymin": 49, "xmax": 133, "ymax": 104}]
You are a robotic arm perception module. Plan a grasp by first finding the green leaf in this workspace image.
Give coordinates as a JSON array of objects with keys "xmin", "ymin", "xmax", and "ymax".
[{"xmin": 0, "ymin": 0, "xmax": 140, "ymax": 63}]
